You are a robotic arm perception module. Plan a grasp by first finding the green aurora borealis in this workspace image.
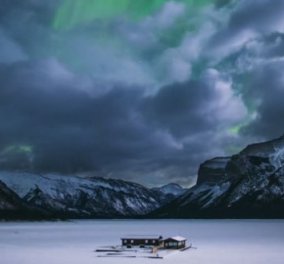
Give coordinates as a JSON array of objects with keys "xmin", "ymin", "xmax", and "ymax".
[
  {"xmin": 52, "ymin": 0, "xmax": 218, "ymax": 57},
  {"xmin": 2, "ymin": 0, "xmax": 282, "ymax": 180},
  {"xmin": 53, "ymin": 0, "xmax": 216, "ymax": 30},
  {"xmin": 51, "ymin": 0, "xmax": 225, "ymax": 78},
  {"xmin": 51, "ymin": 0, "xmax": 248, "ymax": 141},
  {"xmin": 2, "ymin": 0, "xmax": 238, "ymax": 168}
]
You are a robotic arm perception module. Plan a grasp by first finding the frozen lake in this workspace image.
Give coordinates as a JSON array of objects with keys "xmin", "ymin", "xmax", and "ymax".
[{"xmin": 1, "ymin": 219, "xmax": 284, "ymax": 264}]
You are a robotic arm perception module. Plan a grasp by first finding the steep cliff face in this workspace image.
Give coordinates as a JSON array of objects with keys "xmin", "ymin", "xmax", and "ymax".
[
  {"xmin": 197, "ymin": 157, "xmax": 230, "ymax": 185},
  {"xmin": 154, "ymin": 135, "xmax": 284, "ymax": 218}
]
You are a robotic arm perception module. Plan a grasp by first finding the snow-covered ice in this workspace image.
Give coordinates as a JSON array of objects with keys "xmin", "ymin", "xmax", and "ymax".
[{"xmin": 1, "ymin": 220, "xmax": 284, "ymax": 264}]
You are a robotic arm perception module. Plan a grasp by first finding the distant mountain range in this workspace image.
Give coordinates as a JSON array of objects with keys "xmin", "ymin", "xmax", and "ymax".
[
  {"xmin": 153, "ymin": 135, "xmax": 284, "ymax": 218},
  {"xmin": 2, "ymin": 135, "xmax": 284, "ymax": 219},
  {"xmin": 152, "ymin": 183, "xmax": 187, "ymax": 203},
  {"xmin": 0, "ymin": 172, "xmax": 183, "ymax": 219}
]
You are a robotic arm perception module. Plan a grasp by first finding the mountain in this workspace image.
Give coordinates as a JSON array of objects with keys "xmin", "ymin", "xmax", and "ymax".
[
  {"xmin": 152, "ymin": 183, "xmax": 187, "ymax": 204},
  {"xmin": 4, "ymin": 135, "xmax": 284, "ymax": 219},
  {"xmin": 0, "ymin": 180, "xmax": 49, "ymax": 220},
  {"xmin": 0, "ymin": 172, "xmax": 163, "ymax": 218},
  {"xmin": 153, "ymin": 135, "xmax": 284, "ymax": 218},
  {"xmin": 0, "ymin": 180, "xmax": 25, "ymax": 212}
]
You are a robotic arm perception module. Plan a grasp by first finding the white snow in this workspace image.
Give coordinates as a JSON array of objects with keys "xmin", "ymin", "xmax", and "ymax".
[
  {"xmin": 167, "ymin": 236, "xmax": 187, "ymax": 241},
  {"xmin": 156, "ymin": 184, "xmax": 186, "ymax": 196},
  {"xmin": 0, "ymin": 220, "xmax": 284, "ymax": 264},
  {"xmin": 0, "ymin": 171, "xmax": 161, "ymax": 215},
  {"xmin": 179, "ymin": 182, "xmax": 230, "ymax": 208},
  {"xmin": 270, "ymin": 146, "xmax": 284, "ymax": 169},
  {"xmin": 201, "ymin": 182, "xmax": 230, "ymax": 208},
  {"xmin": 0, "ymin": 171, "xmax": 105, "ymax": 198},
  {"xmin": 0, "ymin": 172, "xmax": 150, "ymax": 199}
]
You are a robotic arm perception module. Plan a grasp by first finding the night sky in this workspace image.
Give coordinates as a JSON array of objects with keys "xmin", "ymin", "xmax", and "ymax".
[{"xmin": 0, "ymin": 0, "xmax": 283, "ymax": 186}]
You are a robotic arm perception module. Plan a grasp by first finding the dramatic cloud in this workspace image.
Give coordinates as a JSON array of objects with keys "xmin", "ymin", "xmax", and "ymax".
[{"xmin": 0, "ymin": 0, "xmax": 283, "ymax": 186}]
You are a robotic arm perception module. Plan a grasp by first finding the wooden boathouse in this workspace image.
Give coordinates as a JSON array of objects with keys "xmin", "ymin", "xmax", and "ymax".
[
  {"xmin": 121, "ymin": 235, "xmax": 187, "ymax": 249},
  {"xmin": 163, "ymin": 236, "xmax": 187, "ymax": 249},
  {"xmin": 121, "ymin": 235, "xmax": 163, "ymax": 247}
]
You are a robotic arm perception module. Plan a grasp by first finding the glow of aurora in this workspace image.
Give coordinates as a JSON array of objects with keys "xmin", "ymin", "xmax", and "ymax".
[
  {"xmin": 51, "ymin": 0, "xmax": 248, "ymax": 138},
  {"xmin": 2, "ymin": 0, "xmax": 282, "ymax": 181},
  {"xmin": 54, "ymin": 0, "xmax": 216, "ymax": 30},
  {"xmin": 2, "ymin": 145, "xmax": 33, "ymax": 155}
]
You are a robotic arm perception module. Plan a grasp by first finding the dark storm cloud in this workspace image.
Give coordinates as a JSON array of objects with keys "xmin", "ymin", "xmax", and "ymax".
[
  {"xmin": 208, "ymin": 0, "xmax": 284, "ymax": 57},
  {"xmin": 0, "ymin": 60, "xmax": 163, "ymax": 172},
  {"xmin": 143, "ymin": 78, "xmax": 231, "ymax": 138},
  {"xmin": 228, "ymin": 0, "xmax": 284, "ymax": 33},
  {"xmin": 0, "ymin": 56, "xmax": 245, "ymax": 185},
  {"xmin": 0, "ymin": 58, "xmax": 205, "ymax": 185},
  {"xmin": 0, "ymin": 0, "xmax": 198, "ymax": 185},
  {"xmin": 1, "ymin": 0, "xmax": 284, "ymax": 186},
  {"xmin": 203, "ymin": 0, "xmax": 284, "ymax": 142},
  {"xmin": 0, "ymin": 0, "xmax": 56, "ymax": 25},
  {"xmin": 240, "ymin": 61, "xmax": 284, "ymax": 139},
  {"xmin": 0, "ymin": 0, "xmax": 58, "ymax": 65}
]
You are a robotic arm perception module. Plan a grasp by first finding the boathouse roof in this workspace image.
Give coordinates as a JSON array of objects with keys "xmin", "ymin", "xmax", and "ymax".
[
  {"xmin": 165, "ymin": 236, "xmax": 187, "ymax": 242},
  {"xmin": 121, "ymin": 235, "xmax": 163, "ymax": 240}
]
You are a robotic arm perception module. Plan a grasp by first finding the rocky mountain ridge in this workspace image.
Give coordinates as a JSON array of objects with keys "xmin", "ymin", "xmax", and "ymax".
[
  {"xmin": 0, "ymin": 172, "xmax": 182, "ymax": 219},
  {"xmin": 153, "ymin": 135, "xmax": 284, "ymax": 218},
  {"xmin": 2, "ymin": 135, "xmax": 284, "ymax": 219}
]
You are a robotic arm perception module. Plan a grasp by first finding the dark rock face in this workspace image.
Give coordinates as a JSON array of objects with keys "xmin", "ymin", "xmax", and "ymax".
[
  {"xmin": 0, "ymin": 180, "xmax": 49, "ymax": 220},
  {"xmin": 0, "ymin": 180, "xmax": 24, "ymax": 211},
  {"xmin": 153, "ymin": 135, "xmax": 284, "ymax": 218},
  {"xmin": 197, "ymin": 157, "xmax": 230, "ymax": 185}
]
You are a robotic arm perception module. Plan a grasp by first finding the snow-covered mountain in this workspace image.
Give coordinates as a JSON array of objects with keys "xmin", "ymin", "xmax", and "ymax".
[
  {"xmin": 154, "ymin": 135, "xmax": 284, "ymax": 218},
  {"xmin": 152, "ymin": 183, "xmax": 187, "ymax": 204},
  {"xmin": 153, "ymin": 183, "xmax": 187, "ymax": 196},
  {"xmin": 0, "ymin": 172, "xmax": 163, "ymax": 218},
  {"xmin": 4, "ymin": 135, "xmax": 284, "ymax": 219}
]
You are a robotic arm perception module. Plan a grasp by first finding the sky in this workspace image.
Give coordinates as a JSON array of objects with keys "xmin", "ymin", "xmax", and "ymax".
[{"xmin": 0, "ymin": 0, "xmax": 284, "ymax": 187}]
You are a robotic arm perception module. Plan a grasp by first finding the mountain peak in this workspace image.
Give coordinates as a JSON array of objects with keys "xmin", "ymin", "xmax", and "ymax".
[
  {"xmin": 153, "ymin": 183, "xmax": 187, "ymax": 196},
  {"xmin": 153, "ymin": 135, "xmax": 284, "ymax": 218}
]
